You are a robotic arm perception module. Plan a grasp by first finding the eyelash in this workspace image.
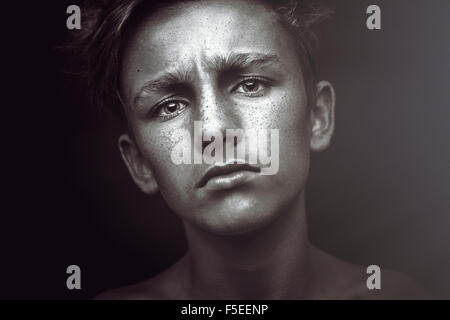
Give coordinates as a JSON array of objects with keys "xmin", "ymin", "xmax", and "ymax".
[
  {"xmin": 152, "ymin": 98, "xmax": 189, "ymax": 121},
  {"xmin": 150, "ymin": 77, "xmax": 272, "ymax": 121},
  {"xmin": 231, "ymin": 76, "xmax": 272, "ymax": 97}
]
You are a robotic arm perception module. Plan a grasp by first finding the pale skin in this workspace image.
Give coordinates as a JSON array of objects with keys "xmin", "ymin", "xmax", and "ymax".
[{"xmin": 96, "ymin": 0, "xmax": 428, "ymax": 299}]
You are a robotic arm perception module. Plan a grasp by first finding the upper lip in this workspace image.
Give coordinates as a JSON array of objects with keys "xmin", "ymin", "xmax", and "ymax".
[{"xmin": 195, "ymin": 162, "xmax": 261, "ymax": 188}]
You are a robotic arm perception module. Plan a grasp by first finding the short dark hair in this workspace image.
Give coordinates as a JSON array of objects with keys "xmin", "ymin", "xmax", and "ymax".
[{"xmin": 64, "ymin": 0, "xmax": 332, "ymax": 125}]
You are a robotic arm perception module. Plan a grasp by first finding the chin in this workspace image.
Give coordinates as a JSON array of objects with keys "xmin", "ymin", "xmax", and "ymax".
[{"xmin": 192, "ymin": 195, "xmax": 283, "ymax": 236}]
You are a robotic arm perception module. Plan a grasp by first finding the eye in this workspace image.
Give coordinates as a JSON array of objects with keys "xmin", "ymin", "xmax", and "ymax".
[
  {"xmin": 153, "ymin": 100, "xmax": 188, "ymax": 121},
  {"xmin": 233, "ymin": 77, "xmax": 270, "ymax": 97}
]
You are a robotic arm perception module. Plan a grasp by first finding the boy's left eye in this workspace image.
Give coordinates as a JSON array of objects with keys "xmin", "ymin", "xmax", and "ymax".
[{"xmin": 233, "ymin": 78, "xmax": 269, "ymax": 97}]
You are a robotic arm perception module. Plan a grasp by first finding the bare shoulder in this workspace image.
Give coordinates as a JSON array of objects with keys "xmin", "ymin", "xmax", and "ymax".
[
  {"xmin": 350, "ymin": 268, "xmax": 431, "ymax": 300},
  {"xmin": 310, "ymin": 247, "xmax": 430, "ymax": 300},
  {"xmin": 94, "ymin": 278, "xmax": 161, "ymax": 300},
  {"xmin": 94, "ymin": 255, "xmax": 190, "ymax": 300}
]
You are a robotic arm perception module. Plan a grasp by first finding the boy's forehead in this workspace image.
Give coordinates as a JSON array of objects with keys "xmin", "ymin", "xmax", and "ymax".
[
  {"xmin": 124, "ymin": 0, "xmax": 291, "ymax": 68},
  {"xmin": 121, "ymin": 0, "xmax": 298, "ymax": 98}
]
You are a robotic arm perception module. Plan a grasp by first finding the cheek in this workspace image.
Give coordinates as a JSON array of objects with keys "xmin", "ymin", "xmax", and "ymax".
[
  {"xmin": 281, "ymin": 92, "xmax": 311, "ymax": 163},
  {"xmin": 242, "ymin": 90, "xmax": 310, "ymax": 146},
  {"xmin": 134, "ymin": 124, "xmax": 193, "ymax": 193},
  {"xmin": 263, "ymin": 90, "xmax": 311, "ymax": 182}
]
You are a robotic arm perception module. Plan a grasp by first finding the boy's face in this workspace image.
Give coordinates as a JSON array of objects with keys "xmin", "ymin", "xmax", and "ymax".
[{"xmin": 119, "ymin": 0, "xmax": 334, "ymax": 235}]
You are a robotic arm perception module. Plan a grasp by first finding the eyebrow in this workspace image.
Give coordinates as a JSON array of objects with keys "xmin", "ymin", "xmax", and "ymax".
[
  {"xmin": 133, "ymin": 52, "xmax": 282, "ymax": 108},
  {"xmin": 203, "ymin": 52, "xmax": 283, "ymax": 75},
  {"xmin": 133, "ymin": 67, "xmax": 193, "ymax": 108}
]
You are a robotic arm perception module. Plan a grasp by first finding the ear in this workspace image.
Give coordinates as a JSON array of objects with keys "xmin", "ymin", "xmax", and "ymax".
[
  {"xmin": 118, "ymin": 133, "xmax": 159, "ymax": 195},
  {"xmin": 309, "ymin": 80, "xmax": 336, "ymax": 152}
]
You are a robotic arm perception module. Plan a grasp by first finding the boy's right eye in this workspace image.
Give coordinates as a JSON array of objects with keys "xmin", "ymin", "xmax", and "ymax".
[{"xmin": 153, "ymin": 99, "xmax": 188, "ymax": 121}]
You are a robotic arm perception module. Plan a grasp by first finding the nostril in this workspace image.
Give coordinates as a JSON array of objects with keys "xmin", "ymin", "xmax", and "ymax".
[
  {"xmin": 201, "ymin": 137, "xmax": 210, "ymax": 151},
  {"xmin": 201, "ymin": 134, "xmax": 225, "ymax": 151}
]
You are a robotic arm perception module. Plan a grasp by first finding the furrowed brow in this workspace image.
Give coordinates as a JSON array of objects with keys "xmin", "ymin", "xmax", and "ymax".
[
  {"xmin": 203, "ymin": 52, "xmax": 282, "ymax": 75},
  {"xmin": 133, "ymin": 68, "xmax": 193, "ymax": 108}
]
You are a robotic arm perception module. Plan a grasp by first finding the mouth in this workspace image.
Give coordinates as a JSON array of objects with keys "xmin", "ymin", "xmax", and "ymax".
[{"xmin": 195, "ymin": 162, "xmax": 261, "ymax": 190}]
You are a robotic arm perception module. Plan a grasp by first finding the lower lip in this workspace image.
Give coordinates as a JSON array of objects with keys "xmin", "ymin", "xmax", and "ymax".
[{"xmin": 203, "ymin": 170, "xmax": 259, "ymax": 191}]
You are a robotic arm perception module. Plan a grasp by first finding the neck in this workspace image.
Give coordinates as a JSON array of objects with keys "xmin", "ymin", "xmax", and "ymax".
[{"xmin": 182, "ymin": 191, "xmax": 313, "ymax": 299}]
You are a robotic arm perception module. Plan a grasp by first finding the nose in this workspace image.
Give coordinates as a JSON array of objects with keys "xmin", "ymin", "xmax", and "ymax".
[{"xmin": 194, "ymin": 87, "xmax": 242, "ymax": 155}]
